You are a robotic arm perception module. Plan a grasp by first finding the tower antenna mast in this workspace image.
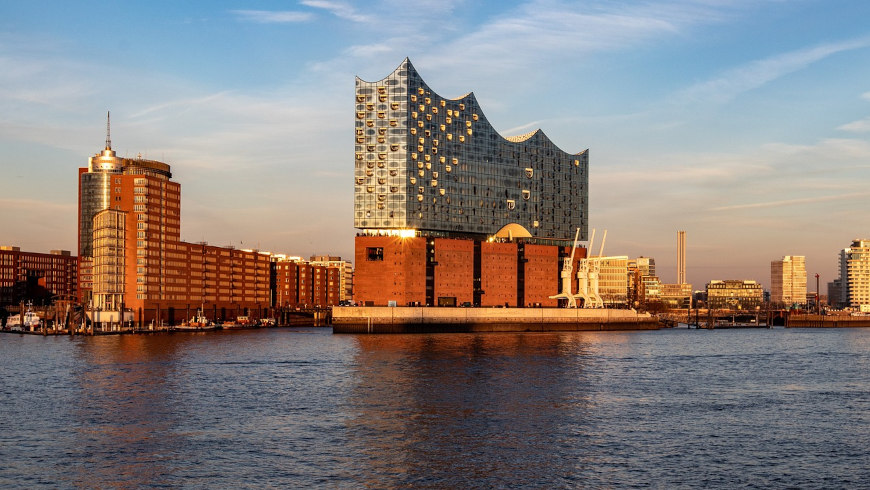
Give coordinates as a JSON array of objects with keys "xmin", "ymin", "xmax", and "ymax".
[{"xmin": 105, "ymin": 111, "xmax": 111, "ymax": 150}]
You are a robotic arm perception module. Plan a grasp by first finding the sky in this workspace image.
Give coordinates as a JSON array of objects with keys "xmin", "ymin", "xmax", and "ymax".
[{"xmin": 1, "ymin": 0, "xmax": 869, "ymax": 291}]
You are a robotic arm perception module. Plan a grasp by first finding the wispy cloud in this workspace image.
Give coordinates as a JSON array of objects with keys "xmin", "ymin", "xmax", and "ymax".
[
  {"xmin": 676, "ymin": 36, "xmax": 870, "ymax": 104},
  {"xmin": 503, "ymin": 120, "xmax": 542, "ymax": 136},
  {"xmin": 838, "ymin": 117, "xmax": 870, "ymax": 133},
  {"xmin": 418, "ymin": 3, "xmax": 681, "ymax": 76},
  {"xmin": 838, "ymin": 91, "xmax": 870, "ymax": 132},
  {"xmin": 0, "ymin": 198, "xmax": 74, "ymax": 211},
  {"xmin": 127, "ymin": 92, "xmax": 234, "ymax": 119},
  {"xmin": 324, "ymin": 0, "xmax": 746, "ymax": 84},
  {"xmin": 230, "ymin": 10, "xmax": 313, "ymax": 23},
  {"xmin": 710, "ymin": 193, "xmax": 870, "ymax": 212},
  {"xmin": 0, "ymin": 54, "xmax": 96, "ymax": 109},
  {"xmin": 300, "ymin": 0, "xmax": 371, "ymax": 23}
]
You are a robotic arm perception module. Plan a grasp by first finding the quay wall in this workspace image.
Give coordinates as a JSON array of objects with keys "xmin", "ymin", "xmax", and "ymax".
[
  {"xmin": 332, "ymin": 306, "xmax": 660, "ymax": 334},
  {"xmin": 788, "ymin": 314, "xmax": 870, "ymax": 328}
]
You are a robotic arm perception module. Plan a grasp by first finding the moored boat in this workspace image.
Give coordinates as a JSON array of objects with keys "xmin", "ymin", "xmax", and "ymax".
[
  {"xmin": 5, "ymin": 315, "xmax": 23, "ymax": 331},
  {"xmin": 23, "ymin": 302, "xmax": 41, "ymax": 331}
]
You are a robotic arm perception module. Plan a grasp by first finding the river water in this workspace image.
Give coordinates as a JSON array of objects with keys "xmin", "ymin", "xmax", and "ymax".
[{"xmin": 1, "ymin": 327, "xmax": 869, "ymax": 488}]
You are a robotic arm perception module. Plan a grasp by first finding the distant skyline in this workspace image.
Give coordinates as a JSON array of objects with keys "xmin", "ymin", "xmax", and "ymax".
[{"xmin": 1, "ymin": 0, "xmax": 869, "ymax": 290}]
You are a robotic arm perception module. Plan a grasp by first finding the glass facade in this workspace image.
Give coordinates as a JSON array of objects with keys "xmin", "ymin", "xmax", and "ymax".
[
  {"xmin": 354, "ymin": 59, "xmax": 588, "ymax": 241},
  {"xmin": 79, "ymin": 147, "xmax": 172, "ymax": 259},
  {"xmin": 770, "ymin": 255, "xmax": 806, "ymax": 306},
  {"xmin": 92, "ymin": 209, "xmax": 126, "ymax": 310},
  {"xmin": 706, "ymin": 280, "xmax": 763, "ymax": 310},
  {"xmin": 598, "ymin": 256, "xmax": 629, "ymax": 306},
  {"xmin": 79, "ymin": 170, "xmax": 115, "ymax": 257}
]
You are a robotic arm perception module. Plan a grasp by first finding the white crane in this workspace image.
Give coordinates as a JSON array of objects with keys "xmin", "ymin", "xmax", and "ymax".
[
  {"xmin": 574, "ymin": 228, "xmax": 593, "ymax": 308},
  {"xmin": 549, "ymin": 228, "xmax": 582, "ymax": 308},
  {"xmin": 573, "ymin": 228, "xmax": 606, "ymax": 308},
  {"xmin": 586, "ymin": 229, "xmax": 606, "ymax": 308}
]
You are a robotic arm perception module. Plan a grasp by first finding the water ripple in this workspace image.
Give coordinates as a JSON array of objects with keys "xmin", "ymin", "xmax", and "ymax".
[{"xmin": 1, "ymin": 328, "xmax": 869, "ymax": 487}]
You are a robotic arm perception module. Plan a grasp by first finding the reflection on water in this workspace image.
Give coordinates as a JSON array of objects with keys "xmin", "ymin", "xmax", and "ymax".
[
  {"xmin": 347, "ymin": 333, "xmax": 605, "ymax": 487},
  {"xmin": 67, "ymin": 335, "xmax": 187, "ymax": 487},
  {"xmin": 1, "ymin": 328, "xmax": 869, "ymax": 487}
]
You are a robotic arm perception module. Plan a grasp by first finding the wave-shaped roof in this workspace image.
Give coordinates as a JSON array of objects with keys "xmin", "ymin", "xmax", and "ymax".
[{"xmin": 358, "ymin": 58, "xmax": 585, "ymax": 156}]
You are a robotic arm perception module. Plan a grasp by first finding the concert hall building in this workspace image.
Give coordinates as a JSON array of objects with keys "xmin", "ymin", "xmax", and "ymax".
[{"xmin": 353, "ymin": 59, "xmax": 589, "ymax": 307}]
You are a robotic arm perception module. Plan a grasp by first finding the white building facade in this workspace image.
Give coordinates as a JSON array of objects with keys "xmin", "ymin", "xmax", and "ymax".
[
  {"xmin": 842, "ymin": 240, "xmax": 870, "ymax": 309},
  {"xmin": 770, "ymin": 255, "xmax": 807, "ymax": 307}
]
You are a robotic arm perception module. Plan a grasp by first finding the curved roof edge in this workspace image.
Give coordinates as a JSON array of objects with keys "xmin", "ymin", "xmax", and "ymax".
[
  {"xmin": 504, "ymin": 129, "xmax": 540, "ymax": 143},
  {"xmin": 358, "ymin": 58, "xmax": 587, "ymax": 156},
  {"xmin": 504, "ymin": 129, "xmax": 588, "ymax": 156},
  {"xmin": 356, "ymin": 57, "xmax": 412, "ymax": 84}
]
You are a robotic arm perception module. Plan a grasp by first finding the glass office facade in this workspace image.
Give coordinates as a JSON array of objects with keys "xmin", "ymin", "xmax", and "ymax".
[
  {"xmin": 354, "ymin": 58, "xmax": 588, "ymax": 242},
  {"xmin": 92, "ymin": 209, "xmax": 126, "ymax": 310}
]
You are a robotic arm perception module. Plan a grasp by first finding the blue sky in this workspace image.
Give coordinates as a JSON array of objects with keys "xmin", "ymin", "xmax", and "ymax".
[{"xmin": 2, "ymin": 0, "xmax": 869, "ymax": 290}]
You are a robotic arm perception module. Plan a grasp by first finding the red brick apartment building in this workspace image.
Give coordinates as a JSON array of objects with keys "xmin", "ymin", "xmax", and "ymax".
[
  {"xmin": 79, "ymin": 122, "xmax": 270, "ymax": 325},
  {"xmin": 272, "ymin": 257, "xmax": 342, "ymax": 309},
  {"xmin": 0, "ymin": 247, "xmax": 78, "ymax": 306}
]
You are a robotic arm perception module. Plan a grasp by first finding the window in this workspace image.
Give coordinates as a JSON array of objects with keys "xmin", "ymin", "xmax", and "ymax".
[{"xmin": 366, "ymin": 247, "xmax": 384, "ymax": 261}]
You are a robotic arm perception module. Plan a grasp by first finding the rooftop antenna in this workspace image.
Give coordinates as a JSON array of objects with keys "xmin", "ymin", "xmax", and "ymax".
[{"xmin": 105, "ymin": 111, "xmax": 112, "ymax": 150}]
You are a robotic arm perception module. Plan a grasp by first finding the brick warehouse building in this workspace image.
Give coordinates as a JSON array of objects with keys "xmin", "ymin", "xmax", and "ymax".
[
  {"xmin": 353, "ymin": 59, "xmax": 589, "ymax": 307},
  {"xmin": 79, "ymin": 116, "xmax": 271, "ymax": 325},
  {"xmin": 0, "ymin": 247, "xmax": 78, "ymax": 306},
  {"xmin": 272, "ymin": 255, "xmax": 343, "ymax": 309}
]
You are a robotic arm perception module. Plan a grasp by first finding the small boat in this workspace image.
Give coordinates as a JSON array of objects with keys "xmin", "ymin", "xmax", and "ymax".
[
  {"xmin": 23, "ymin": 302, "xmax": 41, "ymax": 331},
  {"xmin": 5, "ymin": 315, "xmax": 23, "ymax": 331},
  {"xmin": 188, "ymin": 309, "xmax": 211, "ymax": 328}
]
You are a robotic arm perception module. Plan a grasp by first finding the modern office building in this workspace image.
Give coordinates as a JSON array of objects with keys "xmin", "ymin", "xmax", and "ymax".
[
  {"xmin": 837, "ymin": 247, "xmax": 851, "ymax": 307},
  {"xmin": 827, "ymin": 278, "xmax": 845, "ymax": 309},
  {"xmin": 660, "ymin": 283, "xmax": 693, "ymax": 308},
  {"xmin": 0, "ymin": 247, "xmax": 78, "ymax": 306},
  {"xmin": 353, "ymin": 59, "xmax": 589, "ymax": 307},
  {"xmin": 627, "ymin": 256, "xmax": 658, "ymax": 306},
  {"xmin": 770, "ymin": 255, "xmax": 807, "ymax": 307},
  {"xmin": 79, "ymin": 117, "xmax": 271, "ymax": 325},
  {"xmin": 631, "ymin": 256, "xmax": 656, "ymax": 277},
  {"xmin": 597, "ymin": 256, "xmax": 629, "ymax": 307},
  {"xmin": 641, "ymin": 276, "xmax": 662, "ymax": 304},
  {"xmin": 706, "ymin": 280, "xmax": 764, "ymax": 310},
  {"xmin": 840, "ymin": 239, "xmax": 870, "ymax": 309}
]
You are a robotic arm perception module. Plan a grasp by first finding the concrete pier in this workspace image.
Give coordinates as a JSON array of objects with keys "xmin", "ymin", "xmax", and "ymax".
[
  {"xmin": 332, "ymin": 306, "xmax": 661, "ymax": 334},
  {"xmin": 787, "ymin": 314, "xmax": 870, "ymax": 328}
]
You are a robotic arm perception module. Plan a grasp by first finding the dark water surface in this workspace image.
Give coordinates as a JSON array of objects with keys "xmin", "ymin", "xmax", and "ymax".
[{"xmin": 2, "ymin": 327, "xmax": 869, "ymax": 488}]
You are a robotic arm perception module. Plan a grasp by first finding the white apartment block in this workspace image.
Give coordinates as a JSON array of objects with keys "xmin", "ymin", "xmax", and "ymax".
[
  {"xmin": 597, "ymin": 256, "xmax": 629, "ymax": 307},
  {"xmin": 770, "ymin": 255, "xmax": 807, "ymax": 306},
  {"xmin": 843, "ymin": 240, "xmax": 870, "ymax": 308}
]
